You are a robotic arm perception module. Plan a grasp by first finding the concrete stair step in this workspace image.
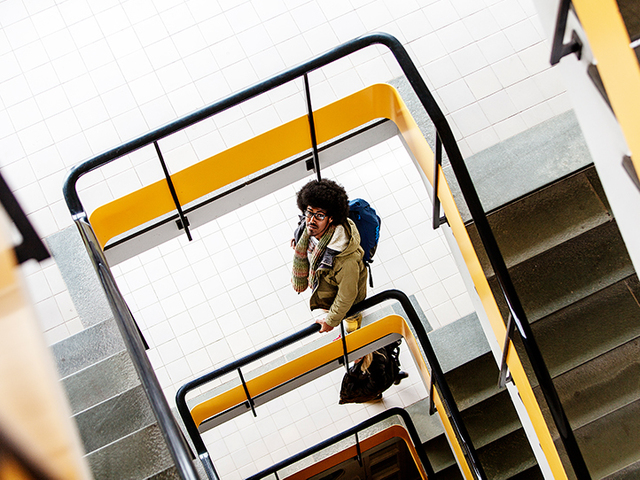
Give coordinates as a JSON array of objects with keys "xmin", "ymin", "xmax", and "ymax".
[
  {"xmin": 418, "ymin": 313, "xmax": 537, "ymax": 477},
  {"xmin": 86, "ymin": 423, "xmax": 176, "ymax": 480},
  {"xmin": 468, "ymin": 165, "xmax": 611, "ymax": 276},
  {"xmin": 146, "ymin": 466, "xmax": 182, "ymax": 480},
  {"xmin": 74, "ymin": 384, "xmax": 156, "ymax": 454},
  {"xmin": 533, "ymin": 336, "xmax": 640, "ymax": 440},
  {"xmin": 476, "ymin": 429, "xmax": 539, "ymax": 480},
  {"xmin": 147, "ymin": 463, "xmax": 205, "ymax": 480},
  {"xmin": 421, "ymin": 432, "xmax": 457, "ymax": 474},
  {"xmin": 436, "ymin": 429, "xmax": 539, "ymax": 480},
  {"xmin": 428, "ymin": 312, "xmax": 490, "ymax": 375},
  {"xmin": 63, "ymin": 350, "xmax": 140, "ymax": 415},
  {"xmin": 461, "ymin": 390, "xmax": 522, "ymax": 451},
  {"xmin": 572, "ymin": 398, "xmax": 640, "ymax": 480},
  {"xmin": 489, "ymin": 219, "xmax": 635, "ymax": 323},
  {"xmin": 509, "ymin": 465, "xmax": 545, "ymax": 480},
  {"xmin": 445, "ymin": 352, "xmax": 501, "ymax": 411},
  {"xmin": 420, "ymin": 373, "xmax": 535, "ymax": 478},
  {"xmin": 52, "ymin": 318, "xmax": 124, "ymax": 379},
  {"xmin": 617, "ymin": 0, "xmax": 640, "ymax": 41},
  {"xmin": 516, "ymin": 275, "xmax": 640, "ymax": 381},
  {"xmin": 445, "ymin": 110, "xmax": 593, "ymax": 224},
  {"xmin": 602, "ymin": 459, "xmax": 640, "ymax": 480}
]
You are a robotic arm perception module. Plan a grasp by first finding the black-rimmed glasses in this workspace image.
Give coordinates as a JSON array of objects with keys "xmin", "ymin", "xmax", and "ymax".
[{"xmin": 305, "ymin": 210, "xmax": 327, "ymax": 221}]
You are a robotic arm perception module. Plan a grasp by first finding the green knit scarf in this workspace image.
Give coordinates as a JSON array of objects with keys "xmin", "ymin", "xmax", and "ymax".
[{"xmin": 292, "ymin": 224, "xmax": 336, "ymax": 293}]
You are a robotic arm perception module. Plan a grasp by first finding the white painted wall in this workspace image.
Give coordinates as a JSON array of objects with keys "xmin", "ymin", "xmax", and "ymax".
[{"xmin": 530, "ymin": 0, "xmax": 640, "ymax": 276}]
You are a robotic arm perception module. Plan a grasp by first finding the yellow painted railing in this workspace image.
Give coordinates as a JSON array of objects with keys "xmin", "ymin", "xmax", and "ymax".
[
  {"xmin": 572, "ymin": 0, "xmax": 640, "ymax": 181},
  {"xmin": 190, "ymin": 314, "xmax": 468, "ymax": 480}
]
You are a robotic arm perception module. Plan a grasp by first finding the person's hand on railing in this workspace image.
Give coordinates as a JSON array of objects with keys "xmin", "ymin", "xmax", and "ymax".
[{"xmin": 315, "ymin": 318, "xmax": 334, "ymax": 333}]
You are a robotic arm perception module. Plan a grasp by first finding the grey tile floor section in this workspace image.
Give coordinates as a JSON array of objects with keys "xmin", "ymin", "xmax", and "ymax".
[{"xmin": 110, "ymin": 135, "xmax": 475, "ymax": 479}]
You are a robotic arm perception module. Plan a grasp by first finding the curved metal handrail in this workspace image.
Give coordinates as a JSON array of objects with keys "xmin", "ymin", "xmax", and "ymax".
[
  {"xmin": 176, "ymin": 289, "xmax": 485, "ymax": 480},
  {"xmin": 74, "ymin": 219, "xmax": 200, "ymax": 480},
  {"xmin": 246, "ymin": 407, "xmax": 433, "ymax": 480},
  {"xmin": 62, "ymin": 32, "xmax": 588, "ymax": 478}
]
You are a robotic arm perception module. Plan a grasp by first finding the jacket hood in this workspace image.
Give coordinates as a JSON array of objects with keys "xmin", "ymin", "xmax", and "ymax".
[{"xmin": 339, "ymin": 218, "xmax": 362, "ymax": 257}]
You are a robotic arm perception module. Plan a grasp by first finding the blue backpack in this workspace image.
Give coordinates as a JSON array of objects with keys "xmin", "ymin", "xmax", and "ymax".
[{"xmin": 348, "ymin": 198, "xmax": 381, "ymax": 286}]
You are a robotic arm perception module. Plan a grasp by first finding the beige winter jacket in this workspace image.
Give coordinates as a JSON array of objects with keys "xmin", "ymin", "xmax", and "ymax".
[{"xmin": 309, "ymin": 218, "xmax": 368, "ymax": 327}]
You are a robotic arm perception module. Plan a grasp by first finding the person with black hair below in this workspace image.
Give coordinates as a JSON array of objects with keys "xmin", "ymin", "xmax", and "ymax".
[{"xmin": 291, "ymin": 179, "xmax": 367, "ymax": 334}]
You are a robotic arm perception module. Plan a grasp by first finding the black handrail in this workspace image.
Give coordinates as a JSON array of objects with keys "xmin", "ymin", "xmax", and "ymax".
[
  {"xmin": 62, "ymin": 32, "xmax": 588, "ymax": 478},
  {"xmin": 177, "ymin": 322, "xmax": 322, "ymax": 480},
  {"xmin": 246, "ymin": 407, "xmax": 434, "ymax": 480},
  {"xmin": 63, "ymin": 33, "xmax": 445, "ymax": 218},
  {"xmin": 176, "ymin": 289, "xmax": 486, "ymax": 480},
  {"xmin": 0, "ymin": 171, "xmax": 50, "ymax": 264},
  {"xmin": 77, "ymin": 219, "xmax": 199, "ymax": 480}
]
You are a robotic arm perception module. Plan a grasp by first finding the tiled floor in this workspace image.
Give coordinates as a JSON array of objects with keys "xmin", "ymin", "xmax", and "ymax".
[{"xmin": 110, "ymin": 135, "xmax": 471, "ymax": 478}]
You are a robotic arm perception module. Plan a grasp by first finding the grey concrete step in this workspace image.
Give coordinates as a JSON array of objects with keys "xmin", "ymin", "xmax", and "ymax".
[
  {"xmin": 74, "ymin": 384, "xmax": 156, "ymax": 454},
  {"xmin": 428, "ymin": 312, "xmax": 490, "ymax": 375},
  {"xmin": 489, "ymin": 219, "xmax": 635, "ymax": 324},
  {"xmin": 617, "ymin": 0, "xmax": 640, "ymax": 41},
  {"xmin": 461, "ymin": 390, "xmax": 522, "ymax": 451},
  {"xmin": 421, "ymin": 432, "xmax": 457, "ymax": 474},
  {"xmin": 534, "ymin": 336, "xmax": 640, "ymax": 439},
  {"xmin": 435, "ymin": 429, "xmax": 539, "ymax": 480},
  {"xmin": 86, "ymin": 423, "xmax": 176, "ymax": 480},
  {"xmin": 445, "ymin": 352, "xmax": 501, "ymax": 411},
  {"xmin": 517, "ymin": 275, "xmax": 640, "ymax": 381},
  {"xmin": 510, "ymin": 465, "xmax": 545, "ymax": 480},
  {"xmin": 146, "ymin": 467, "xmax": 182, "ymax": 480},
  {"xmin": 572, "ymin": 398, "xmax": 640, "ymax": 480},
  {"xmin": 52, "ymin": 318, "xmax": 124, "ymax": 379},
  {"xmin": 147, "ymin": 463, "xmax": 205, "ymax": 480},
  {"xmin": 445, "ymin": 110, "xmax": 593, "ymax": 224},
  {"xmin": 603, "ymin": 459, "xmax": 640, "ymax": 480},
  {"xmin": 468, "ymin": 166, "xmax": 611, "ymax": 276},
  {"xmin": 419, "ymin": 314, "xmax": 538, "ymax": 478},
  {"xmin": 477, "ymin": 429, "xmax": 539, "ymax": 480},
  {"xmin": 63, "ymin": 350, "xmax": 139, "ymax": 415}
]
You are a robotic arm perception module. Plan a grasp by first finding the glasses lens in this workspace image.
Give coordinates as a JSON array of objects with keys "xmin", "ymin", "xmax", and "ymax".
[{"xmin": 305, "ymin": 210, "xmax": 325, "ymax": 221}]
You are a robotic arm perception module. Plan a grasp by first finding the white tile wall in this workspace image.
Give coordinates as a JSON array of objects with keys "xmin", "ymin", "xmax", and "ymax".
[{"xmin": 2, "ymin": 0, "xmax": 571, "ymax": 476}]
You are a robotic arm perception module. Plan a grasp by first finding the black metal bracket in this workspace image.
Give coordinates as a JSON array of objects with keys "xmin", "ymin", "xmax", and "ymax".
[
  {"xmin": 354, "ymin": 432, "xmax": 363, "ymax": 467},
  {"xmin": 303, "ymin": 74, "xmax": 321, "ymax": 181},
  {"xmin": 622, "ymin": 155, "xmax": 640, "ymax": 191},
  {"xmin": 432, "ymin": 133, "xmax": 447, "ymax": 230},
  {"xmin": 238, "ymin": 367, "xmax": 257, "ymax": 417},
  {"xmin": 154, "ymin": 141, "xmax": 192, "ymax": 241},
  {"xmin": 498, "ymin": 312, "xmax": 514, "ymax": 388},
  {"xmin": 339, "ymin": 321, "xmax": 350, "ymax": 372},
  {"xmin": 0, "ymin": 171, "xmax": 50, "ymax": 264},
  {"xmin": 550, "ymin": 0, "xmax": 583, "ymax": 65}
]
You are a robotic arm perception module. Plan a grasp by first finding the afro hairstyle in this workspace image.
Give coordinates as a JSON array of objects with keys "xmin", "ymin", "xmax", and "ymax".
[{"xmin": 296, "ymin": 179, "xmax": 349, "ymax": 225}]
